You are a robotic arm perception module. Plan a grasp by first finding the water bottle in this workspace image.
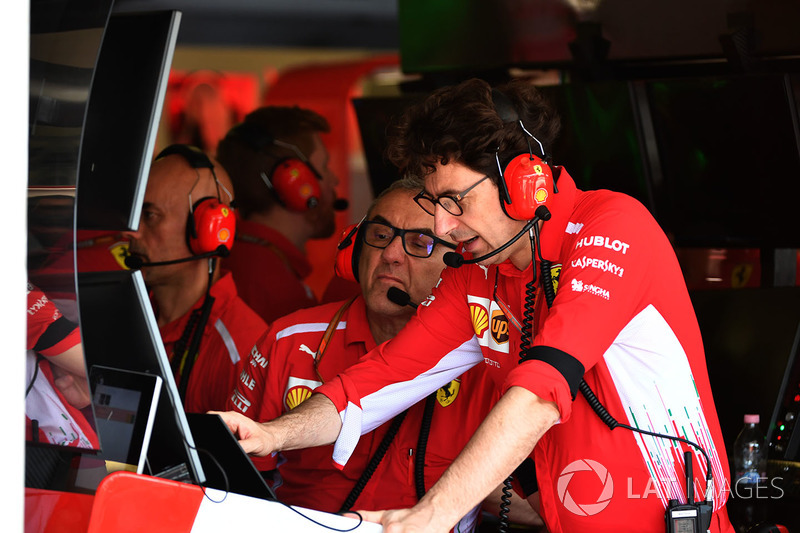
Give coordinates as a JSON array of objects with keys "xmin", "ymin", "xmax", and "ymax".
[{"xmin": 733, "ymin": 413, "xmax": 767, "ymax": 486}]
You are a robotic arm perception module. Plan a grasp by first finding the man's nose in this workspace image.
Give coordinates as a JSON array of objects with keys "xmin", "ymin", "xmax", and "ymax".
[
  {"xmin": 380, "ymin": 234, "xmax": 406, "ymax": 263},
  {"xmin": 120, "ymin": 229, "xmax": 140, "ymax": 241},
  {"xmin": 433, "ymin": 204, "xmax": 458, "ymax": 237}
]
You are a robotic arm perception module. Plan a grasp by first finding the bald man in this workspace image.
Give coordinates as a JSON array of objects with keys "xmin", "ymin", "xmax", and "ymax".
[{"xmin": 124, "ymin": 145, "xmax": 268, "ymax": 414}]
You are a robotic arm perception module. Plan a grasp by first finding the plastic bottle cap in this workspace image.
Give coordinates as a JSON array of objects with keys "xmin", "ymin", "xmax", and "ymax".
[{"xmin": 744, "ymin": 414, "xmax": 760, "ymax": 424}]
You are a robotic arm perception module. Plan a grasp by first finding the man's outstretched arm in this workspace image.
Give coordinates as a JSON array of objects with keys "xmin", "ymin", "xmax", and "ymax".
[{"xmin": 212, "ymin": 392, "xmax": 343, "ymax": 456}]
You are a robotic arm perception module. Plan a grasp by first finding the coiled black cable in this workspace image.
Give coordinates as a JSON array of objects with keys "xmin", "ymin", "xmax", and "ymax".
[
  {"xmin": 339, "ymin": 409, "xmax": 409, "ymax": 513},
  {"xmin": 414, "ymin": 393, "xmax": 436, "ymax": 500}
]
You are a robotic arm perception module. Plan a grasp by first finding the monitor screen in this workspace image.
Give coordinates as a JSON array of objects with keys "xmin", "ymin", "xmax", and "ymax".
[
  {"xmin": 691, "ymin": 287, "xmax": 800, "ymax": 454},
  {"xmin": 540, "ymin": 81, "xmax": 653, "ymax": 211},
  {"xmin": 352, "ymin": 95, "xmax": 423, "ymax": 197},
  {"xmin": 645, "ymin": 74, "xmax": 800, "ymax": 248},
  {"xmin": 77, "ymin": 270, "xmax": 204, "ymax": 484},
  {"xmin": 76, "ymin": 10, "xmax": 181, "ymax": 231}
]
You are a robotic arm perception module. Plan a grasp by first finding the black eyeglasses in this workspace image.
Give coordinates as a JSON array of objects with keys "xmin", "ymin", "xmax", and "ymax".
[
  {"xmin": 413, "ymin": 175, "xmax": 491, "ymax": 217},
  {"xmin": 361, "ymin": 221, "xmax": 456, "ymax": 258}
]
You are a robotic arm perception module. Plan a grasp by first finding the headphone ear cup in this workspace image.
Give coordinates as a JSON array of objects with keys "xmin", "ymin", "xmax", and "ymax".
[
  {"xmin": 334, "ymin": 223, "xmax": 361, "ymax": 283},
  {"xmin": 188, "ymin": 197, "xmax": 236, "ymax": 255},
  {"xmin": 500, "ymin": 153, "xmax": 555, "ymax": 220},
  {"xmin": 269, "ymin": 158, "xmax": 322, "ymax": 212}
]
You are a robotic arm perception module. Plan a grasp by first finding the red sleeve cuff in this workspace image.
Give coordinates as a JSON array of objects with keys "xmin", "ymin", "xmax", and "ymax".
[
  {"xmin": 502, "ymin": 360, "xmax": 575, "ymax": 423},
  {"xmin": 314, "ymin": 375, "xmax": 349, "ymax": 413}
]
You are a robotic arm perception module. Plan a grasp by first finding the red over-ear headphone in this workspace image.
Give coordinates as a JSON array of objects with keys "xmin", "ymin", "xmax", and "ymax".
[
  {"xmin": 155, "ymin": 144, "xmax": 236, "ymax": 256},
  {"xmin": 267, "ymin": 156, "xmax": 322, "ymax": 212},
  {"xmin": 334, "ymin": 220, "xmax": 364, "ymax": 283},
  {"xmin": 225, "ymin": 122, "xmax": 323, "ymax": 212},
  {"xmin": 492, "ymin": 89, "xmax": 560, "ymax": 221},
  {"xmin": 499, "ymin": 153, "xmax": 556, "ymax": 221}
]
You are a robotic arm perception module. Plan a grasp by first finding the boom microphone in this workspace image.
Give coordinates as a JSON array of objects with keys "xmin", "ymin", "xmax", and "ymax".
[
  {"xmin": 387, "ymin": 287, "xmax": 418, "ymax": 309},
  {"xmin": 442, "ymin": 206, "xmax": 550, "ymax": 269},
  {"xmin": 124, "ymin": 246, "xmax": 229, "ymax": 269},
  {"xmin": 333, "ymin": 198, "xmax": 349, "ymax": 211}
]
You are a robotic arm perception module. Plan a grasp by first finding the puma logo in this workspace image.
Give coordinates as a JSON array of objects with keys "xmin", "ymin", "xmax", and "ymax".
[{"xmin": 298, "ymin": 344, "xmax": 316, "ymax": 357}]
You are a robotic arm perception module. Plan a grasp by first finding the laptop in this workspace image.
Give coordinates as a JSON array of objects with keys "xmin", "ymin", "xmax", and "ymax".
[
  {"xmin": 89, "ymin": 365, "xmax": 162, "ymax": 475},
  {"xmin": 185, "ymin": 412, "xmax": 278, "ymax": 501}
]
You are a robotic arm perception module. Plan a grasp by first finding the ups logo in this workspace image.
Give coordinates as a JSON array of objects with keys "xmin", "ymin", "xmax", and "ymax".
[{"xmin": 490, "ymin": 309, "xmax": 509, "ymax": 344}]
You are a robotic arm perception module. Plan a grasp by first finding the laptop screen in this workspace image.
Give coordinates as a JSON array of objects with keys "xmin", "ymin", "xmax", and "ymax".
[{"xmin": 185, "ymin": 412, "xmax": 278, "ymax": 501}]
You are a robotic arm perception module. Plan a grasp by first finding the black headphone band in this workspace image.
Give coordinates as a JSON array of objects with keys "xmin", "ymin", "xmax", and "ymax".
[{"xmin": 156, "ymin": 144, "xmax": 214, "ymax": 169}]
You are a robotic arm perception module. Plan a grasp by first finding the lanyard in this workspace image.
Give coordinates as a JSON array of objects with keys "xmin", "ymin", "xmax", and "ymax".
[
  {"xmin": 313, "ymin": 295, "xmax": 357, "ymax": 383},
  {"xmin": 493, "ymin": 269, "xmax": 528, "ymax": 334}
]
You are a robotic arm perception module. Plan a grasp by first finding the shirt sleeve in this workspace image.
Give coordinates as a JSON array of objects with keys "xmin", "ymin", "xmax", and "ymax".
[
  {"xmin": 503, "ymin": 194, "xmax": 666, "ymax": 423},
  {"xmin": 314, "ymin": 267, "xmax": 485, "ymax": 468},
  {"xmin": 27, "ymin": 283, "xmax": 81, "ymax": 356}
]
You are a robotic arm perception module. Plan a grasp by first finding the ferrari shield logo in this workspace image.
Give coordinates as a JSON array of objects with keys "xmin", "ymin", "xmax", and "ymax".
[
  {"xmin": 437, "ymin": 379, "xmax": 461, "ymax": 407},
  {"xmin": 550, "ymin": 264, "xmax": 562, "ymax": 295}
]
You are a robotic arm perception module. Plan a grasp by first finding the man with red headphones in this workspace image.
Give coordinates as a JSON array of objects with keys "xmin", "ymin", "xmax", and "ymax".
[
  {"xmin": 215, "ymin": 106, "xmax": 342, "ymax": 324},
  {"xmin": 215, "ymin": 79, "xmax": 734, "ymax": 532},
  {"xmin": 123, "ymin": 145, "xmax": 267, "ymax": 414},
  {"xmin": 224, "ymin": 178, "xmax": 542, "ymax": 531}
]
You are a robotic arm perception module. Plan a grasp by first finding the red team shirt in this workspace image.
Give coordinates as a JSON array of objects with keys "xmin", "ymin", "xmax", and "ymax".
[
  {"xmin": 26, "ymin": 283, "xmax": 99, "ymax": 448},
  {"xmin": 225, "ymin": 218, "xmax": 318, "ymax": 324},
  {"xmin": 228, "ymin": 296, "xmax": 494, "ymax": 531},
  {"xmin": 315, "ymin": 171, "xmax": 735, "ymax": 533},
  {"xmin": 159, "ymin": 271, "xmax": 267, "ymax": 414}
]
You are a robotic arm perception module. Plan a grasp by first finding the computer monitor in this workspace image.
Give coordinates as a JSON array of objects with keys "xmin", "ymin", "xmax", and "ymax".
[
  {"xmin": 644, "ymin": 74, "xmax": 800, "ymax": 248},
  {"xmin": 76, "ymin": 270, "xmax": 205, "ymax": 484},
  {"xmin": 76, "ymin": 10, "xmax": 181, "ymax": 231},
  {"xmin": 691, "ymin": 287, "xmax": 800, "ymax": 454}
]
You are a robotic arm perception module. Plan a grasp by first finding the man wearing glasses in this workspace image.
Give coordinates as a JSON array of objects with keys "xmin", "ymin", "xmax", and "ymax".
[
  {"xmin": 225, "ymin": 177, "xmax": 542, "ymax": 531},
  {"xmin": 216, "ymin": 78, "xmax": 732, "ymax": 533}
]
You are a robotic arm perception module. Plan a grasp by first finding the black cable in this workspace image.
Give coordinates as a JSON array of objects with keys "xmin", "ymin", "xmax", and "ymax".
[
  {"xmin": 414, "ymin": 393, "xmax": 437, "ymax": 500},
  {"xmin": 578, "ymin": 380, "xmax": 713, "ymax": 499},
  {"xmin": 26, "ymin": 353, "xmax": 44, "ymax": 397},
  {"xmin": 177, "ymin": 258, "xmax": 217, "ymax": 401},
  {"xmin": 339, "ymin": 409, "xmax": 409, "ymax": 513}
]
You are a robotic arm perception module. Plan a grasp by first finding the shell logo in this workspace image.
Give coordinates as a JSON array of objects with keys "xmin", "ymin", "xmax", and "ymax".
[
  {"xmin": 285, "ymin": 385, "xmax": 313, "ymax": 410},
  {"xmin": 470, "ymin": 303, "xmax": 489, "ymax": 337},
  {"xmin": 535, "ymin": 188, "xmax": 548, "ymax": 204},
  {"xmin": 217, "ymin": 228, "xmax": 231, "ymax": 242},
  {"xmin": 557, "ymin": 459, "xmax": 614, "ymax": 516}
]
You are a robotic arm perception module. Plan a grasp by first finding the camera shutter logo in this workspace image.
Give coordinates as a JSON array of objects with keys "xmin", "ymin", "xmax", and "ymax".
[{"xmin": 557, "ymin": 459, "xmax": 614, "ymax": 516}]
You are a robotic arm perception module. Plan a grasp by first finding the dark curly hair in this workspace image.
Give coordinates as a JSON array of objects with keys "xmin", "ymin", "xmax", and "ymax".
[{"xmin": 386, "ymin": 78, "xmax": 561, "ymax": 190}]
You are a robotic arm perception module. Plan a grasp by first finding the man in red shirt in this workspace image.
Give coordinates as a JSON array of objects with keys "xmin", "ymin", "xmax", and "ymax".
[
  {"xmin": 215, "ymin": 107, "xmax": 341, "ymax": 324},
  {"xmin": 216, "ymin": 79, "xmax": 734, "ymax": 532},
  {"xmin": 226, "ymin": 178, "xmax": 541, "ymax": 531},
  {"xmin": 124, "ymin": 145, "xmax": 267, "ymax": 414}
]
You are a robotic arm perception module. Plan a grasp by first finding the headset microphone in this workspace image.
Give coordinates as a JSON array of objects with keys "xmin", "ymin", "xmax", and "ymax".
[
  {"xmin": 124, "ymin": 246, "xmax": 229, "ymax": 270},
  {"xmin": 442, "ymin": 206, "xmax": 551, "ymax": 269},
  {"xmin": 387, "ymin": 287, "xmax": 418, "ymax": 309},
  {"xmin": 333, "ymin": 198, "xmax": 349, "ymax": 211}
]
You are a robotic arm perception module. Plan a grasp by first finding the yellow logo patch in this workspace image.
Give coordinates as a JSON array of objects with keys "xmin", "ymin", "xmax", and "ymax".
[
  {"xmin": 550, "ymin": 264, "xmax": 562, "ymax": 294},
  {"xmin": 436, "ymin": 379, "xmax": 461, "ymax": 407},
  {"xmin": 470, "ymin": 303, "xmax": 489, "ymax": 337},
  {"xmin": 286, "ymin": 385, "xmax": 313, "ymax": 410}
]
